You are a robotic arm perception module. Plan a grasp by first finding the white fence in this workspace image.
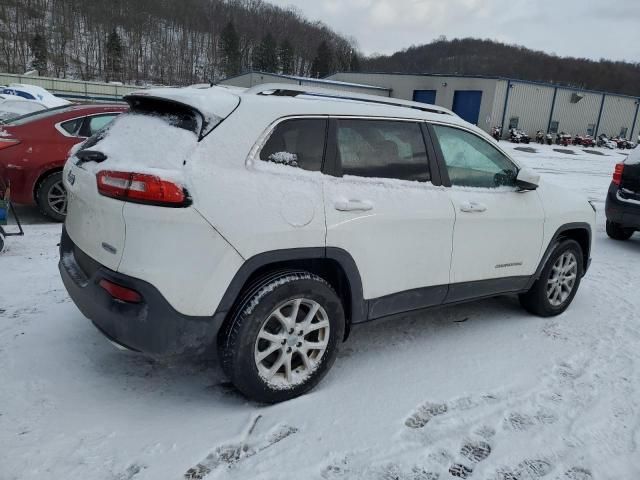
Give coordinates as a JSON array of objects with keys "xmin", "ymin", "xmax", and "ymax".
[{"xmin": 0, "ymin": 73, "xmax": 145, "ymax": 103}]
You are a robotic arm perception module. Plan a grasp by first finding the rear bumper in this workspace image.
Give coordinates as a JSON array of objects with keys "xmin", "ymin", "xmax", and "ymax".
[
  {"xmin": 59, "ymin": 227, "xmax": 224, "ymax": 357},
  {"xmin": 605, "ymin": 184, "xmax": 640, "ymax": 229}
]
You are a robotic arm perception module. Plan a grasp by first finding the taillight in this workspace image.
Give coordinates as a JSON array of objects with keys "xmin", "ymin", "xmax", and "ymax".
[
  {"xmin": 612, "ymin": 163, "xmax": 625, "ymax": 186},
  {"xmin": 0, "ymin": 138, "xmax": 20, "ymax": 150},
  {"xmin": 96, "ymin": 170, "xmax": 190, "ymax": 207},
  {"xmin": 99, "ymin": 279, "xmax": 142, "ymax": 303}
]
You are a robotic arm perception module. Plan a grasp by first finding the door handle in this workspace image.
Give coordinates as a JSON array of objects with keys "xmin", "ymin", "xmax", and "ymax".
[
  {"xmin": 459, "ymin": 200, "xmax": 487, "ymax": 213},
  {"xmin": 334, "ymin": 199, "xmax": 374, "ymax": 212}
]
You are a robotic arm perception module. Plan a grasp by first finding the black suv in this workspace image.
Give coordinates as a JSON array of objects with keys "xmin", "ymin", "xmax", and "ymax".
[{"xmin": 606, "ymin": 156, "xmax": 640, "ymax": 240}]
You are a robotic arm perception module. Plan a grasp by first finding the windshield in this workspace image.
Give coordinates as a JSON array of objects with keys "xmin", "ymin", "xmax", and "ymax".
[{"xmin": 1, "ymin": 105, "xmax": 75, "ymax": 125}]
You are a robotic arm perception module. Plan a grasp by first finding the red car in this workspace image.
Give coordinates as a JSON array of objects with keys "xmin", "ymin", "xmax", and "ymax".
[{"xmin": 0, "ymin": 103, "xmax": 127, "ymax": 221}]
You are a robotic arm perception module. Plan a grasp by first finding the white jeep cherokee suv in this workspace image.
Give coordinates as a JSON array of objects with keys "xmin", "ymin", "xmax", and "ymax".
[{"xmin": 59, "ymin": 84, "xmax": 595, "ymax": 403}]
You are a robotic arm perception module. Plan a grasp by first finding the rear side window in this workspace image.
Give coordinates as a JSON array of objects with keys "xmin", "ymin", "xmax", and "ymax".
[
  {"xmin": 336, "ymin": 119, "xmax": 430, "ymax": 182},
  {"xmin": 60, "ymin": 118, "xmax": 83, "ymax": 135},
  {"xmin": 432, "ymin": 124, "xmax": 518, "ymax": 188},
  {"xmin": 260, "ymin": 118, "xmax": 327, "ymax": 171}
]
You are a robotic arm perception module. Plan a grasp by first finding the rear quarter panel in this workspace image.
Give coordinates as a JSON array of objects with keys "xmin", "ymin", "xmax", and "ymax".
[{"xmin": 187, "ymin": 104, "xmax": 328, "ymax": 260}]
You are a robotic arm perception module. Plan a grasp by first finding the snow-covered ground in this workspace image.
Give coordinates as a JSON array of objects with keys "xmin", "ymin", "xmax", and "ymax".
[{"xmin": 1, "ymin": 144, "xmax": 639, "ymax": 480}]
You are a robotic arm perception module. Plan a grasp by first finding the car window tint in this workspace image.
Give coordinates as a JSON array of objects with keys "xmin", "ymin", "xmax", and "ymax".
[
  {"xmin": 260, "ymin": 118, "xmax": 327, "ymax": 171},
  {"xmin": 79, "ymin": 114, "xmax": 117, "ymax": 137},
  {"xmin": 432, "ymin": 124, "xmax": 518, "ymax": 188},
  {"xmin": 336, "ymin": 119, "xmax": 430, "ymax": 182},
  {"xmin": 60, "ymin": 118, "xmax": 82, "ymax": 135},
  {"xmin": 88, "ymin": 115, "xmax": 116, "ymax": 135}
]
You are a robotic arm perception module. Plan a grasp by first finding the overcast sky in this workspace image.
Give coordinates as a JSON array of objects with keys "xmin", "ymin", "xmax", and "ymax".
[{"xmin": 267, "ymin": 0, "xmax": 640, "ymax": 62}]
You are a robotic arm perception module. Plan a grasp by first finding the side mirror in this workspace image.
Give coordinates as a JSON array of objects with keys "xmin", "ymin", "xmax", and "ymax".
[{"xmin": 516, "ymin": 168, "xmax": 540, "ymax": 190}]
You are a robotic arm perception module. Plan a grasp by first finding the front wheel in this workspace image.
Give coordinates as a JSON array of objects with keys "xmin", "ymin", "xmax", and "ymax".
[
  {"xmin": 219, "ymin": 271, "xmax": 345, "ymax": 403},
  {"xmin": 519, "ymin": 240, "xmax": 583, "ymax": 317},
  {"xmin": 36, "ymin": 171, "xmax": 67, "ymax": 222},
  {"xmin": 606, "ymin": 220, "xmax": 634, "ymax": 241}
]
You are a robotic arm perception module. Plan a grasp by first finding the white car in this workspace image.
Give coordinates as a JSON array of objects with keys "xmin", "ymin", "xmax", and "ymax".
[
  {"xmin": 1, "ymin": 83, "xmax": 71, "ymax": 108},
  {"xmin": 59, "ymin": 84, "xmax": 595, "ymax": 403}
]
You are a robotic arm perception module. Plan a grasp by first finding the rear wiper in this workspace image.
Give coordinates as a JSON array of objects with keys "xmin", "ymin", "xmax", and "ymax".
[{"xmin": 75, "ymin": 149, "xmax": 107, "ymax": 165}]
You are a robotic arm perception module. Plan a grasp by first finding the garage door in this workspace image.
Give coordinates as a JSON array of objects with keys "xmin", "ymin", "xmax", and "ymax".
[
  {"xmin": 452, "ymin": 90, "xmax": 482, "ymax": 125},
  {"xmin": 413, "ymin": 90, "xmax": 437, "ymax": 105}
]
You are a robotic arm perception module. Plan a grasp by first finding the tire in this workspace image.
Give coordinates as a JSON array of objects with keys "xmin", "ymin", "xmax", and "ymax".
[
  {"xmin": 36, "ymin": 171, "xmax": 67, "ymax": 222},
  {"xmin": 606, "ymin": 220, "xmax": 634, "ymax": 241},
  {"xmin": 219, "ymin": 270, "xmax": 345, "ymax": 403},
  {"xmin": 519, "ymin": 239, "xmax": 583, "ymax": 317},
  {"xmin": 0, "ymin": 234, "xmax": 4, "ymax": 253}
]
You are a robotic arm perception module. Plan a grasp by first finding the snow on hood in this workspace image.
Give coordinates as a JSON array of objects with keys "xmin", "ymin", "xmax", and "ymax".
[
  {"xmin": 126, "ymin": 86, "xmax": 239, "ymax": 132},
  {"xmin": 77, "ymin": 114, "xmax": 198, "ymax": 184}
]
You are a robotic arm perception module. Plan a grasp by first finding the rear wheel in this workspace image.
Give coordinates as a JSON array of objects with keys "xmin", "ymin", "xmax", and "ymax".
[
  {"xmin": 606, "ymin": 220, "xmax": 634, "ymax": 241},
  {"xmin": 36, "ymin": 171, "xmax": 67, "ymax": 222},
  {"xmin": 519, "ymin": 240, "xmax": 583, "ymax": 317},
  {"xmin": 219, "ymin": 270, "xmax": 345, "ymax": 403}
]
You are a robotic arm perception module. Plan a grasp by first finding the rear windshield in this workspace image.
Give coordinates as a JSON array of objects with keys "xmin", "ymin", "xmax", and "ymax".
[
  {"xmin": 126, "ymin": 97, "xmax": 203, "ymax": 137},
  {"xmin": 1, "ymin": 105, "xmax": 74, "ymax": 125}
]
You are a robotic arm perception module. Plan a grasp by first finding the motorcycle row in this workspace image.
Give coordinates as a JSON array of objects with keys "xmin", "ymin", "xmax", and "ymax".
[{"xmin": 491, "ymin": 126, "xmax": 636, "ymax": 149}]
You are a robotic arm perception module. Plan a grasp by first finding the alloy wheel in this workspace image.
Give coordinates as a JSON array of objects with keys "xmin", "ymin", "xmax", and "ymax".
[
  {"xmin": 546, "ymin": 251, "xmax": 578, "ymax": 307},
  {"xmin": 47, "ymin": 180, "xmax": 67, "ymax": 216},
  {"xmin": 254, "ymin": 298, "xmax": 330, "ymax": 388}
]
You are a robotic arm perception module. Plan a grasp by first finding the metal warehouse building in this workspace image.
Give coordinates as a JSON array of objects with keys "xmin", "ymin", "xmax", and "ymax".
[
  {"xmin": 218, "ymin": 71, "xmax": 392, "ymax": 97},
  {"xmin": 327, "ymin": 73, "xmax": 640, "ymax": 141},
  {"xmin": 219, "ymin": 71, "xmax": 640, "ymax": 141}
]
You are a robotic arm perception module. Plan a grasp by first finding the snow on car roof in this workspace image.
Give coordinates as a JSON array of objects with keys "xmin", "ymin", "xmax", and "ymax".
[
  {"xmin": 3, "ymin": 84, "xmax": 71, "ymax": 107},
  {"xmin": 126, "ymin": 84, "xmax": 481, "ymax": 140}
]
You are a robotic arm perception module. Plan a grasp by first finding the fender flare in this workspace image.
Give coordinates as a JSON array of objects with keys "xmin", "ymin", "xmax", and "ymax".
[
  {"xmin": 527, "ymin": 222, "xmax": 592, "ymax": 289},
  {"xmin": 213, "ymin": 246, "xmax": 366, "ymax": 326}
]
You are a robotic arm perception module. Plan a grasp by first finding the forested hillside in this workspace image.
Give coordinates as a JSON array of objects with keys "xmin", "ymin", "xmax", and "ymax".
[
  {"xmin": 0, "ymin": 0, "xmax": 359, "ymax": 85},
  {"xmin": 363, "ymin": 38, "xmax": 640, "ymax": 97}
]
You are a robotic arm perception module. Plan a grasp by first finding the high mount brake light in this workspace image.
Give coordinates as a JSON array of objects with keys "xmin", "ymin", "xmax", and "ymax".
[
  {"xmin": 96, "ymin": 170, "xmax": 189, "ymax": 207},
  {"xmin": 612, "ymin": 163, "xmax": 624, "ymax": 186}
]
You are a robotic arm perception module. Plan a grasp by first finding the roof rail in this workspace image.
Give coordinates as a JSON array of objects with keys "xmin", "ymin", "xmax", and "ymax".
[{"xmin": 244, "ymin": 83, "xmax": 455, "ymax": 116}]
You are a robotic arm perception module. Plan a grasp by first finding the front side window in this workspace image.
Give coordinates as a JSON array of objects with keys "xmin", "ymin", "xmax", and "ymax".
[
  {"xmin": 336, "ymin": 119, "xmax": 430, "ymax": 182},
  {"xmin": 432, "ymin": 124, "xmax": 518, "ymax": 188},
  {"xmin": 260, "ymin": 118, "xmax": 327, "ymax": 171}
]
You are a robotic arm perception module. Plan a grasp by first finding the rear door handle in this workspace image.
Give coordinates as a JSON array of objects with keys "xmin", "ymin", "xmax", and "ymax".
[
  {"xmin": 334, "ymin": 199, "xmax": 374, "ymax": 212},
  {"xmin": 459, "ymin": 200, "xmax": 487, "ymax": 213}
]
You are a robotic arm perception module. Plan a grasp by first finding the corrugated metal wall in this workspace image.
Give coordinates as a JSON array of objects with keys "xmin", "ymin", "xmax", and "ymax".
[
  {"xmin": 490, "ymin": 80, "xmax": 508, "ymax": 129},
  {"xmin": 503, "ymin": 82, "xmax": 555, "ymax": 134},
  {"xmin": 0, "ymin": 73, "xmax": 140, "ymax": 102},
  {"xmin": 328, "ymin": 73, "xmax": 501, "ymax": 132},
  {"xmin": 550, "ymin": 89, "xmax": 602, "ymax": 136},
  {"xmin": 598, "ymin": 95, "xmax": 638, "ymax": 139}
]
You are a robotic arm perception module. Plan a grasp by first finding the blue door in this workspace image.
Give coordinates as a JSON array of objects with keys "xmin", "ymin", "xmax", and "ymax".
[
  {"xmin": 452, "ymin": 90, "xmax": 483, "ymax": 125},
  {"xmin": 413, "ymin": 90, "xmax": 437, "ymax": 105}
]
